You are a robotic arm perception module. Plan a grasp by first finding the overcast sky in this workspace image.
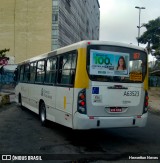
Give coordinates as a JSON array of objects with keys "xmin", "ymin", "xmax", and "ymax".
[{"xmin": 99, "ymin": 0, "xmax": 160, "ymax": 61}]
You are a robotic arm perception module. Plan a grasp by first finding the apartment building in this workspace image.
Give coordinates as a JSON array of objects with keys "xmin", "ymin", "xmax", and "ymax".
[
  {"xmin": 0, "ymin": 0, "xmax": 100, "ymax": 63},
  {"xmin": 52, "ymin": 0, "xmax": 100, "ymax": 50}
]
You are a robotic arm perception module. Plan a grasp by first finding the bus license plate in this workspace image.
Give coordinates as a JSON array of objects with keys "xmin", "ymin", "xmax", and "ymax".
[{"xmin": 110, "ymin": 108, "xmax": 122, "ymax": 112}]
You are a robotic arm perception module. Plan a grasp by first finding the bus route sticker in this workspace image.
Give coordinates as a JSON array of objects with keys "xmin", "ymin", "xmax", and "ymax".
[{"xmin": 130, "ymin": 72, "xmax": 142, "ymax": 81}]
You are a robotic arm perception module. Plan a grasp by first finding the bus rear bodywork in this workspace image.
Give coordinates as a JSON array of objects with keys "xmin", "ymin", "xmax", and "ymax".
[{"xmin": 73, "ymin": 41, "xmax": 148, "ymax": 129}]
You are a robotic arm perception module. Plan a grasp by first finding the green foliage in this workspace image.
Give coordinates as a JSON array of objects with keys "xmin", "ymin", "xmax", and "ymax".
[
  {"xmin": 0, "ymin": 48, "xmax": 10, "ymax": 57},
  {"xmin": 153, "ymin": 60, "xmax": 160, "ymax": 70},
  {"xmin": 148, "ymin": 67, "xmax": 152, "ymax": 72},
  {"xmin": 138, "ymin": 17, "xmax": 160, "ymax": 57}
]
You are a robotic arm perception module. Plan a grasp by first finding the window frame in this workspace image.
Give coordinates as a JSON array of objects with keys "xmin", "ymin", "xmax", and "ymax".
[
  {"xmin": 87, "ymin": 45, "xmax": 147, "ymax": 83},
  {"xmin": 56, "ymin": 50, "xmax": 77, "ymax": 87},
  {"xmin": 35, "ymin": 59, "xmax": 46, "ymax": 84},
  {"xmin": 44, "ymin": 56, "xmax": 58, "ymax": 85}
]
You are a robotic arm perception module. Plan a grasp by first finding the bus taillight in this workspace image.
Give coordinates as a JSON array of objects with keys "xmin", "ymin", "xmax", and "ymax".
[
  {"xmin": 143, "ymin": 91, "xmax": 148, "ymax": 113},
  {"xmin": 79, "ymin": 93, "xmax": 85, "ymax": 100},
  {"xmin": 145, "ymin": 102, "xmax": 148, "ymax": 107},
  {"xmin": 77, "ymin": 89, "xmax": 86, "ymax": 114},
  {"xmin": 79, "ymin": 100, "xmax": 85, "ymax": 106}
]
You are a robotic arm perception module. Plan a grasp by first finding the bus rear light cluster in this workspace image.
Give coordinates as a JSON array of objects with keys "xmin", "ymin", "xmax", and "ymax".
[
  {"xmin": 77, "ymin": 89, "xmax": 86, "ymax": 114},
  {"xmin": 79, "ymin": 100, "xmax": 85, "ymax": 106},
  {"xmin": 143, "ymin": 91, "xmax": 149, "ymax": 113}
]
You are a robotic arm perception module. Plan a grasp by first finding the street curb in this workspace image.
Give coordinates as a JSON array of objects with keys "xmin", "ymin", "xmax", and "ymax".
[
  {"xmin": 148, "ymin": 106, "xmax": 160, "ymax": 115},
  {"xmin": 0, "ymin": 102, "xmax": 16, "ymax": 113},
  {"xmin": 0, "ymin": 93, "xmax": 15, "ymax": 106}
]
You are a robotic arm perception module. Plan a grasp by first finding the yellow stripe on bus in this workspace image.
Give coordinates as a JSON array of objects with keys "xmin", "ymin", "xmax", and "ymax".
[
  {"xmin": 74, "ymin": 48, "xmax": 89, "ymax": 89},
  {"xmin": 64, "ymin": 96, "xmax": 66, "ymax": 110},
  {"xmin": 144, "ymin": 65, "xmax": 149, "ymax": 91}
]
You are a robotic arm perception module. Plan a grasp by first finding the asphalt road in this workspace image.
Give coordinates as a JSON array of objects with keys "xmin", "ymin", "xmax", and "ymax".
[{"xmin": 0, "ymin": 103, "xmax": 160, "ymax": 162}]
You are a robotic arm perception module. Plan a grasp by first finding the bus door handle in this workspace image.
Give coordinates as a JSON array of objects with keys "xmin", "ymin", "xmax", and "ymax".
[{"xmin": 107, "ymin": 85, "xmax": 128, "ymax": 89}]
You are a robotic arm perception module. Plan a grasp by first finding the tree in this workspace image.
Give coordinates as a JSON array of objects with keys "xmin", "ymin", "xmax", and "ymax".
[
  {"xmin": 0, "ymin": 48, "xmax": 10, "ymax": 57},
  {"xmin": 138, "ymin": 17, "xmax": 160, "ymax": 58},
  {"xmin": 0, "ymin": 49, "xmax": 10, "ymax": 66}
]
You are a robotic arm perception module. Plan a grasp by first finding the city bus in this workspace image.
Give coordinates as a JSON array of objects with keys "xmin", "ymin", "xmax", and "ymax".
[{"xmin": 15, "ymin": 40, "xmax": 148, "ymax": 129}]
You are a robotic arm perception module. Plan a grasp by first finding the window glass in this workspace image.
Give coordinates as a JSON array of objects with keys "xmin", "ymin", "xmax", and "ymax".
[
  {"xmin": 71, "ymin": 53, "xmax": 77, "ymax": 69},
  {"xmin": 53, "ymin": 14, "xmax": 58, "ymax": 21},
  {"xmin": 87, "ymin": 45, "xmax": 147, "ymax": 83},
  {"xmin": 57, "ymin": 51, "xmax": 77, "ymax": 85},
  {"xmin": 45, "ymin": 58, "xmax": 57, "ymax": 84},
  {"xmin": 20, "ymin": 65, "xmax": 24, "ymax": 82},
  {"xmin": 30, "ymin": 62, "xmax": 36, "ymax": 83},
  {"xmin": 63, "ymin": 54, "xmax": 72, "ymax": 69},
  {"xmin": 129, "ymin": 60, "xmax": 142, "ymax": 73},
  {"xmin": 24, "ymin": 64, "xmax": 30, "ymax": 82},
  {"xmin": 36, "ymin": 60, "xmax": 45, "ymax": 83},
  {"xmin": 61, "ymin": 70, "xmax": 70, "ymax": 84}
]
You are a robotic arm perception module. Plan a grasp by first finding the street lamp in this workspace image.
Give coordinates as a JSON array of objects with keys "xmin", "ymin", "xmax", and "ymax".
[{"xmin": 135, "ymin": 6, "xmax": 146, "ymax": 46}]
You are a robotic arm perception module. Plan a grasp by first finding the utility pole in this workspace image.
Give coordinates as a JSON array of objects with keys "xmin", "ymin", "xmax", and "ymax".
[{"xmin": 135, "ymin": 6, "xmax": 146, "ymax": 46}]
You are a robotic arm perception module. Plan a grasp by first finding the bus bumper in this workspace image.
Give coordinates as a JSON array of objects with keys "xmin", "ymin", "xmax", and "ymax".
[{"xmin": 73, "ymin": 112, "xmax": 148, "ymax": 130}]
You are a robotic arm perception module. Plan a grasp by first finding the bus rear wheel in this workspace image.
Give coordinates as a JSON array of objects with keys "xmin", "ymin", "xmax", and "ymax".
[{"xmin": 40, "ymin": 102, "xmax": 47, "ymax": 126}]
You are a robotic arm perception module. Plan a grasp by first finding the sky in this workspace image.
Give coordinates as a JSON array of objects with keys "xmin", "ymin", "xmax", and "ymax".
[{"xmin": 98, "ymin": 0, "xmax": 160, "ymax": 61}]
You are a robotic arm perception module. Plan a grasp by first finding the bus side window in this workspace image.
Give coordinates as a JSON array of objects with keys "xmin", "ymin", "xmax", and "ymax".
[
  {"xmin": 70, "ymin": 52, "xmax": 77, "ymax": 85},
  {"xmin": 13, "ymin": 68, "xmax": 18, "ymax": 82},
  {"xmin": 57, "ymin": 51, "xmax": 77, "ymax": 86},
  {"xmin": 20, "ymin": 65, "xmax": 24, "ymax": 82},
  {"xmin": 70, "ymin": 70, "xmax": 75, "ymax": 85},
  {"xmin": 61, "ymin": 54, "xmax": 72, "ymax": 84},
  {"xmin": 24, "ymin": 64, "xmax": 30, "ymax": 82},
  {"xmin": 30, "ymin": 62, "xmax": 36, "ymax": 83},
  {"xmin": 57, "ymin": 56, "xmax": 63, "ymax": 84},
  {"xmin": 35, "ymin": 60, "xmax": 45, "ymax": 83},
  {"xmin": 45, "ymin": 57, "xmax": 57, "ymax": 84}
]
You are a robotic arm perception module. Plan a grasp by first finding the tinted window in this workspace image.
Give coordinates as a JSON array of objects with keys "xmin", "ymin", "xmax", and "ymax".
[
  {"xmin": 30, "ymin": 62, "xmax": 36, "ymax": 83},
  {"xmin": 23, "ymin": 64, "xmax": 30, "ymax": 82},
  {"xmin": 35, "ymin": 60, "xmax": 45, "ymax": 83},
  {"xmin": 57, "ymin": 51, "xmax": 77, "ymax": 85},
  {"xmin": 20, "ymin": 65, "xmax": 24, "ymax": 82},
  {"xmin": 45, "ymin": 57, "xmax": 57, "ymax": 84},
  {"xmin": 87, "ymin": 45, "xmax": 147, "ymax": 83}
]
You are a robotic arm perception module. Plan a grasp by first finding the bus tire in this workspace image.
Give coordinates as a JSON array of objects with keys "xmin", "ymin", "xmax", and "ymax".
[{"xmin": 40, "ymin": 102, "xmax": 47, "ymax": 126}]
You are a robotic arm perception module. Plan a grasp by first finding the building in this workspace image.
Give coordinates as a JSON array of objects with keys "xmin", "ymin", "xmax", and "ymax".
[
  {"xmin": 0, "ymin": 0, "xmax": 100, "ymax": 63},
  {"xmin": 52, "ymin": 0, "xmax": 100, "ymax": 50}
]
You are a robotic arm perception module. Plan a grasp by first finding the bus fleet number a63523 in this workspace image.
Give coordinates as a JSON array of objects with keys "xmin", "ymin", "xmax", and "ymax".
[{"xmin": 123, "ymin": 91, "xmax": 139, "ymax": 96}]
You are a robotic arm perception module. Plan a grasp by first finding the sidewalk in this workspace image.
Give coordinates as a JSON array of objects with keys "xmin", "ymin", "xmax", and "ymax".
[
  {"xmin": 148, "ymin": 87, "xmax": 160, "ymax": 114},
  {"xmin": 0, "ymin": 88, "xmax": 15, "ymax": 105}
]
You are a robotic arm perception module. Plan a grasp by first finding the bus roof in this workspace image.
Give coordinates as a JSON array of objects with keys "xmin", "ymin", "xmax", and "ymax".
[{"xmin": 18, "ymin": 40, "xmax": 146, "ymax": 65}]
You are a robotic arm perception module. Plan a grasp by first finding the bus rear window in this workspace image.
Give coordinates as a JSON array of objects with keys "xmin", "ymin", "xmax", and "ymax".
[{"xmin": 87, "ymin": 45, "xmax": 147, "ymax": 83}]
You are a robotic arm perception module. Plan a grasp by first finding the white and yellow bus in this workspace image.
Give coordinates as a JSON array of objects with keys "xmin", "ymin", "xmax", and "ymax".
[{"xmin": 15, "ymin": 40, "xmax": 149, "ymax": 129}]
